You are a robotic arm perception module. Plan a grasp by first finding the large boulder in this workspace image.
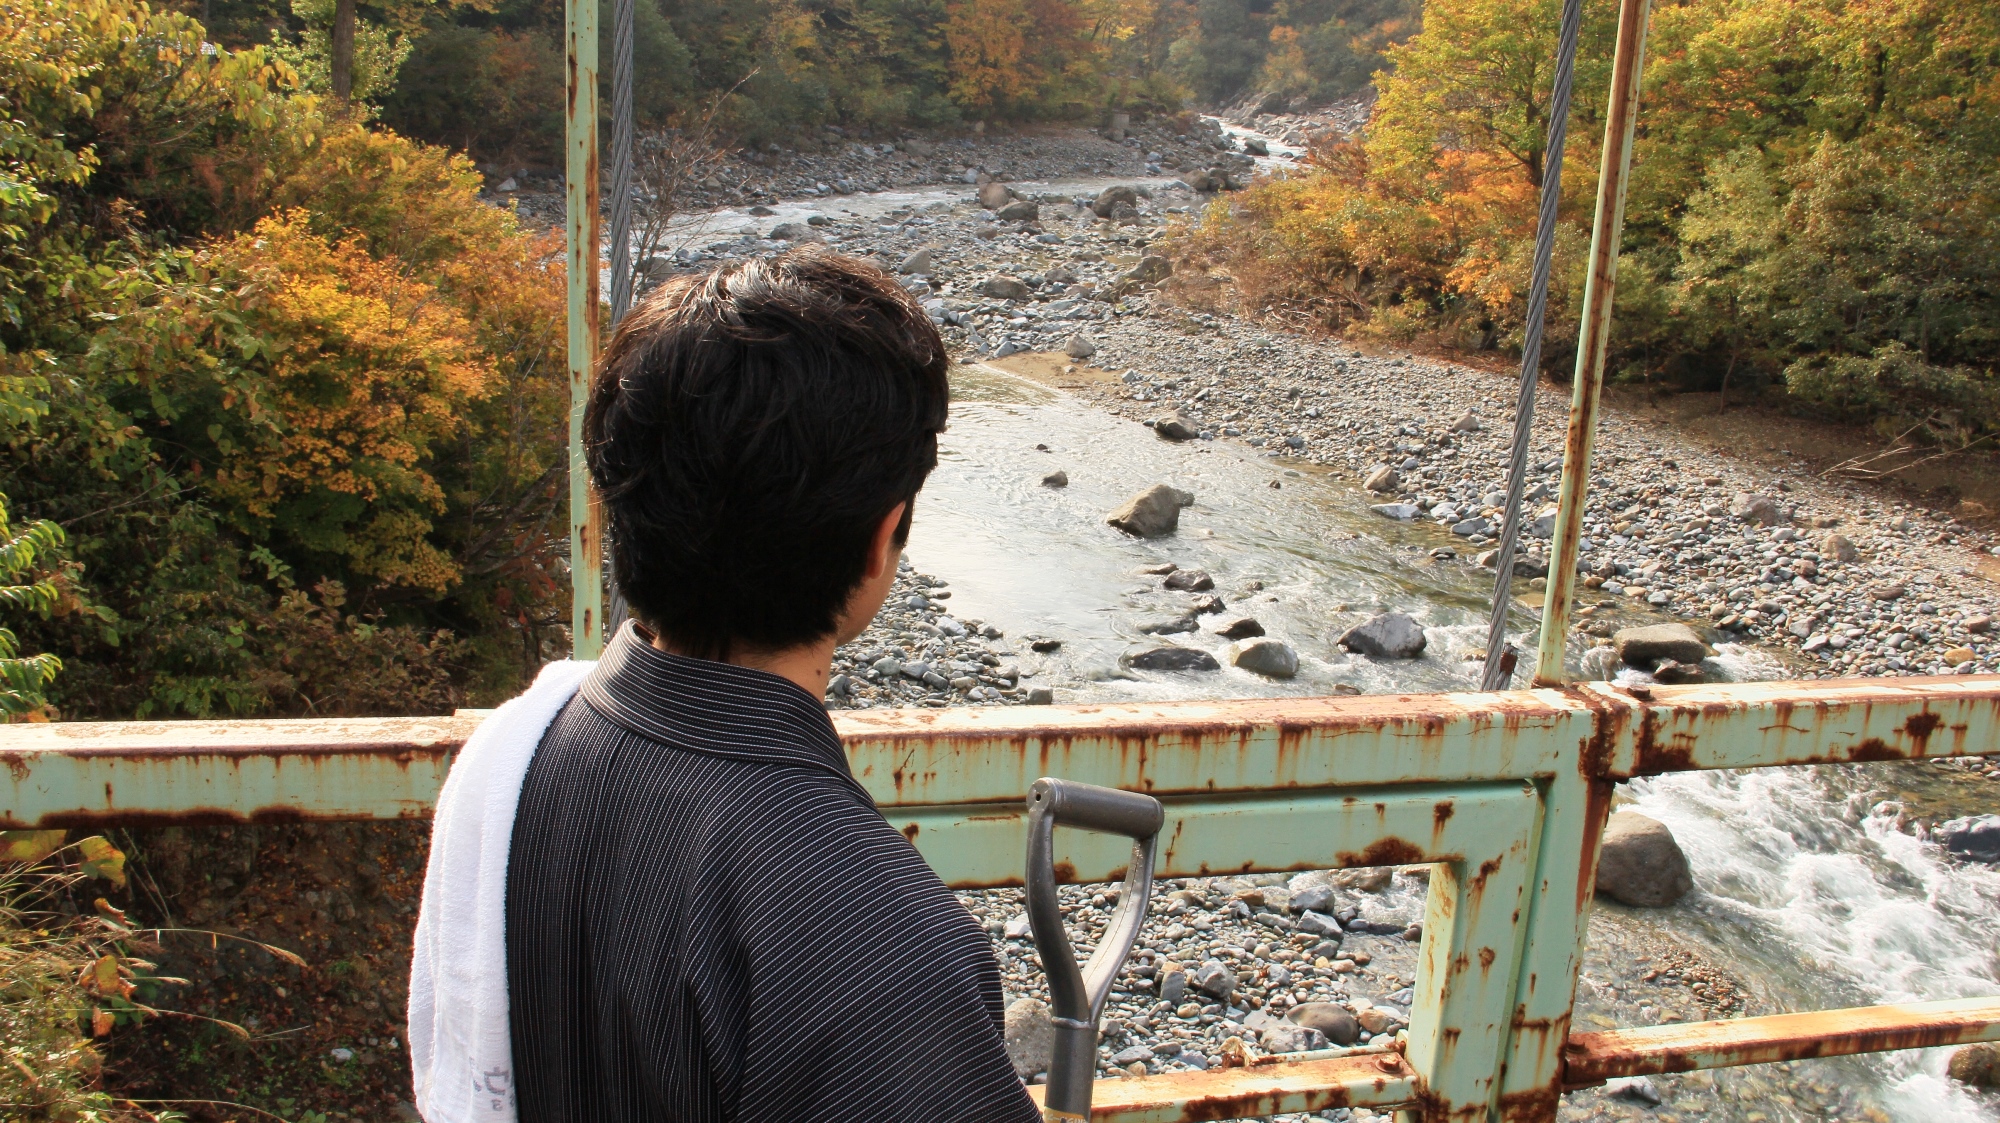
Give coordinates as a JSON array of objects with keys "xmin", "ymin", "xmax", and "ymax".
[
  {"xmin": 1363, "ymin": 466, "xmax": 1400, "ymax": 493},
  {"xmin": 1003, "ymin": 997, "xmax": 1054, "ymax": 1078},
  {"xmin": 1163, "ymin": 569, "xmax": 1214, "ymax": 591},
  {"xmin": 1127, "ymin": 646, "xmax": 1221, "ymax": 672},
  {"xmin": 978, "ymin": 180, "xmax": 1014, "ymax": 209},
  {"xmin": 979, "ymin": 275, "xmax": 1031, "ymax": 301},
  {"xmin": 1091, "ymin": 184, "xmax": 1140, "ymax": 217},
  {"xmin": 1107, "ymin": 484, "xmax": 1184, "ymax": 537},
  {"xmin": 1338, "ymin": 613, "xmax": 1427, "ymax": 659},
  {"xmin": 1258, "ymin": 1022, "xmax": 1327, "ymax": 1054},
  {"xmin": 1595, "ymin": 812, "xmax": 1694, "ymax": 907},
  {"xmin": 1613, "ymin": 623, "xmax": 1711, "ymax": 667},
  {"xmin": 1152, "ymin": 417, "xmax": 1197, "ymax": 441},
  {"xmin": 1066, "ymin": 333, "xmax": 1097, "ymax": 360},
  {"xmin": 1822, "ymin": 532, "xmax": 1860, "ymax": 562},
  {"xmin": 996, "ymin": 199, "xmax": 1039, "ymax": 222},
  {"xmin": 897, "ymin": 248, "xmax": 934, "ymax": 274},
  {"xmin": 1948, "ymin": 1043, "xmax": 2000, "ymax": 1087},
  {"xmin": 1232, "ymin": 638, "xmax": 1299, "ymax": 678},
  {"xmin": 1729, "ymin": 492, "xmax": 1785, "ymax": 526},
  {"xmin": 1938, "ymin": 815, "xmax": 2000, "ymax": 862},
  {"xmin": 1288, "ymin": 1002, "xmax": 1360, "ymax": 1046}
]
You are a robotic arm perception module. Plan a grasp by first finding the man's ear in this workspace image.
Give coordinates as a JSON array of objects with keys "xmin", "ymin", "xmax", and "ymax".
[{"xmin": 864, "ymin": 502, "xmax": 906, "ymax": 580}]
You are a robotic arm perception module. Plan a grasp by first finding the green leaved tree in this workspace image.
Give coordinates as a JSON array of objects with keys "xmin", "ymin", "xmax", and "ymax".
[{"xmin": 0, "ymin": 494, "xmax": 64, "ymax": 716}]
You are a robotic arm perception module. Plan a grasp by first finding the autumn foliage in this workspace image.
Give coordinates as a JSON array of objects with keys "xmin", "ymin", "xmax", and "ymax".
[
  {"xmin": 2, "ymin": 0, "xmax": 570, "ymax": 719},
  {"xmin": 1180, "ymin": 0, "xmax": 2000, "ymax": 438}
]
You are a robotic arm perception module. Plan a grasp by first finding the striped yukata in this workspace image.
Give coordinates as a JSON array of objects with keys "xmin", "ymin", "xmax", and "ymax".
[{"xmin": 505, "ymin": 622, "xmax": 1040, "ymax": 1123}]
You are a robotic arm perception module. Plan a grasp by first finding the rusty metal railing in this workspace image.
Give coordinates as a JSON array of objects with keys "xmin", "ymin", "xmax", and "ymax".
[{"xmin": 6, "ymin": 676, "xmax": 1998, "ymax": 1120}]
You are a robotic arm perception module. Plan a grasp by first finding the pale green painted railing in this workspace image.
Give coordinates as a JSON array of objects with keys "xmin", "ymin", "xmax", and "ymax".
[{"xmin": 6, "ymin": 676, "xmax": 1998, "ymax": 1121}]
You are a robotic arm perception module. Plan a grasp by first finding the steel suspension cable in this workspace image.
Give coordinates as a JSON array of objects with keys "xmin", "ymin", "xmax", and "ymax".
[
  {"xmin": 607, "ymin": 0, "xmax": 637, "ymax": 328},
  {"xmin": 1479, "ymin": 0, "xmax": 1586, "ymax": 691},
  {"xmin": 604, "ymin": 0, "xmax": 636, "ymax": 633}
]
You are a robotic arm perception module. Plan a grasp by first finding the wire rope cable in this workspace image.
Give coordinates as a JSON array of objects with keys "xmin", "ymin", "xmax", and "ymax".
[
  {"xmin": 605, "ymin": 0, "xmax": 637, "ymax": 633},
  {"xmin": 607, "ymin": 0, "xmax": 637, "ymax": 329},
  {"xmin": 1479, "ymin": 0, "xmax": 1586, "ymax": 691}
]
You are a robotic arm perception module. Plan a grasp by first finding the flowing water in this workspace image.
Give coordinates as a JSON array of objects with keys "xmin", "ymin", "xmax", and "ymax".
[{"xmin": 906, "ymin": 363, "xmax": 2000, "ymax": 1122}]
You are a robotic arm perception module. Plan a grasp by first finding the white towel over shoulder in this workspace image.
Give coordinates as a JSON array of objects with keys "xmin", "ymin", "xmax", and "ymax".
[{"xmin": 409, "ymin": 658, "xmax": 595, "ymax": 1123}]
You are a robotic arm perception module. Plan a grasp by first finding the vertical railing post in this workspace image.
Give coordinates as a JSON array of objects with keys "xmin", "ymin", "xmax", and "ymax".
[
  {"xmin": 1396, "ymin": 786, "xmax": 1542, "ymax": 1123},
  {"xmin": 1533, "ymin": 0, "xmax": 1653, "ymax": 688},
  {"xmin": 565, "ymin": 0, "xmax": 605, "ymax": 659},
  {"xmin": 1501, "ymin": 2, "xmax": 1653, "ymax": 1120}
]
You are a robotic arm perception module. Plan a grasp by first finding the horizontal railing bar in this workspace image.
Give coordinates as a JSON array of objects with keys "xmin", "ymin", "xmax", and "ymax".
[
  {"xmin": 6, "ymin": 676, "xmax": 1996, "ymax": 827},
  {"xmin": 1027, "ymin": 1050, "xmax": 1421, "ymax": 1123},
  {"xmin": 1596, "ymin": 675, "xmax": 2000, "ymax": 777},
  {"xmin": 896, "ymin": 781, "xmax": 1538, "ymax": 887},
  {"xmin": 1563, "ymin": 995, "xmax": 2000, "ymax": 1085}
]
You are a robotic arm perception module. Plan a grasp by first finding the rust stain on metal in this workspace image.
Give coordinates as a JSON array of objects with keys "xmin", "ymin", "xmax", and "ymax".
[
  {"xmin": 1496, "ymin": 1086, "xmax": 1561, "ymax": 1123},
  {"xmin": 1900, "ymin": 710, "xmax": 1944, "ymax": 745},
  {"xmin": 1335, "ymin": 838, "xmax": 1427, "ymax": 869},
  {"xmin": 901, "ymin": 823, "xmax": 919, "ymax": 841},
  {"xmin": 1562, "ymin": 997, "xmax": 2000, "ymax": 1086},
  {"xmin": 6, "ymin": 804, "xmax": 436, "ymax": 829},
  {"xmin": 1628, "ymin": 704, "xmax": 1698, "ymax": 775},
  {"xmin": 1032, "ymin": 1051, "xmax": 1418, "ymax": 1122}
]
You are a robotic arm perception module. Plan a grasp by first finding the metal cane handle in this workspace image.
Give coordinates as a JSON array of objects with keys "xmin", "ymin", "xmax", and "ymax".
[{"xmin": 1025, "ymin": 777, "xmax": 1162, "ymax": 1121}]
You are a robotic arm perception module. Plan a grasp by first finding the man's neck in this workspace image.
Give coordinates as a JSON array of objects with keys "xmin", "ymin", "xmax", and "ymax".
[{"xmin": 649, "ymin": 631, "xmax": 837, "ymax": 702}]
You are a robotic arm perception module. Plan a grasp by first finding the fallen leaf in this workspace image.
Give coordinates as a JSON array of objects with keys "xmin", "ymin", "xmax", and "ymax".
[
  {"xmin": 0, "ymin": 829, "xmax": 66, "ymax": 864},
  {"xmin": 76, "ymin": 835, "xmax": 126, "ymax": 888}
]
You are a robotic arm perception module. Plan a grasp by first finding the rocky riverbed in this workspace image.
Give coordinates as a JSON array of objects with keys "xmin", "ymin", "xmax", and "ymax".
[
  {"xmin": 690, "ymin": 172, "xmax": 2000, "ymax": 696},
  {"xmin": 826, "ymin": 559, "xmax": 1043, "ymax": 708},
  {"xmin": 488, "ymin": 116, "xmax": 1265, "ymax": 228}
]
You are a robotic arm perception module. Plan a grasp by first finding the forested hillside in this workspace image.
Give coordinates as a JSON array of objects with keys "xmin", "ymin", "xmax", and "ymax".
[
  {"xmin": 1182, "ymin": 0, "xmax": 2000, "ymax": 445},
  {"xmin": 190, "ymin": 0, "xmax": 1416, "ymax": 157}
]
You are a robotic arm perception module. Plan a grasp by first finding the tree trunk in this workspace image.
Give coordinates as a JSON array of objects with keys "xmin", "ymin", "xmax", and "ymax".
[{"xmin": 331, "ymin": 0, "xmax": 357, "ymax": 103}]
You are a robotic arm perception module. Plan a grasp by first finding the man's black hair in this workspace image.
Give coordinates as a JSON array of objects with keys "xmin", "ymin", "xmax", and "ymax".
[{"xmin": 584, "ymin": 246, "xmax": 951, "ymax": 662}]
